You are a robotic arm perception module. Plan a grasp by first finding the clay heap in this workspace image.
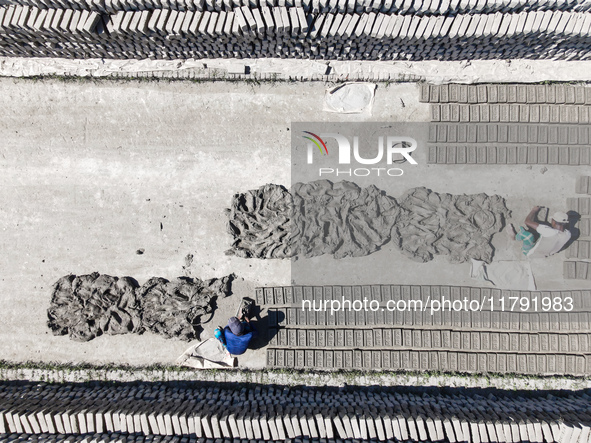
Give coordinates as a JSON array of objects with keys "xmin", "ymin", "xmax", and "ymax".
[
  {"xmin": 47, "ymin": 273, "xmax": 234, "ymax": 342},
  {"xmin": 394, "ymin": 186, "xmax": 510, "ymax": 263},
  {"xmin": 138, "ymin": 276, "xmax": 231, "ymax": 340},
  {"xmin": 47, "ymin": 273, "xmax": 142, "ymax": 342},
  {"xmin": 226, "ymin": 180, "xmax": 510, "ymax": 263}
]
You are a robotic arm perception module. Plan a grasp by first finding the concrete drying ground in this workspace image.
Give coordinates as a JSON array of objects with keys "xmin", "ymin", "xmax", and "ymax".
[{"xmin": 0, "ymin": 77, "xmax": 586, "ymax": 369}]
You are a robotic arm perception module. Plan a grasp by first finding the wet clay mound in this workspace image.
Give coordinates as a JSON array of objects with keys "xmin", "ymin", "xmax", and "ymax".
[
  {"xmin": 225, "ymin": 181, "xmax": 400, "ymax": 259},
  {"xmin": 138, "ymin": 275, "xmax": 234, "ymax": 341},
  {"xmin": 394, "ymin": 187, "xmax": 511, "ymax": 264},
  {"xmin": 226, "ymin": 180, "xmax": 510, "ymax": 263},
  {"xmin": 47, "ymin": 273, "xmax": 142, "ymax": 342},
  {"xmin": 47, "ymin": 274, "xmax": 234, "ymax": 342},
  {"xmin": 291, "ymin": 180, "xmax": 400, "ymax": 259},
  {"xmin": 225, "ymin": 184, "xmax": 293, "ymax": 259}
]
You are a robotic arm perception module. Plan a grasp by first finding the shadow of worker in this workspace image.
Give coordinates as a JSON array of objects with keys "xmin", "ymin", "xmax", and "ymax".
[
  {"xmin": 561, "ymin": 210, "xmax": 581, "ymax": 251},
  {"xmin": 250, "ymin": 304, "xmax": 284, "ymax": 350}
]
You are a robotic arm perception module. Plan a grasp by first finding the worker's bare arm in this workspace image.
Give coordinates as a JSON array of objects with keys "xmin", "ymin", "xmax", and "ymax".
[{"xmin": 524, "ymin": 206, "xmax": 541, "ymax": 230}]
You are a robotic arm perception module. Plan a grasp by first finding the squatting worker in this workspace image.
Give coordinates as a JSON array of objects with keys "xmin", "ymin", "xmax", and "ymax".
[
  {"xmin": 219, "ymin": 315, "xmax": 258, "ymax": 355},
  {"xmin": 507, "ymin": 206, "xmax": 571, "ymax": 258}
]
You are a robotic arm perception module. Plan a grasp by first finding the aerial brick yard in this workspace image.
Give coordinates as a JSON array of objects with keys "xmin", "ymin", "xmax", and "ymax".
[{"xmin": 1, "ymin": 0, "xmax": 591, "ymax": 440}]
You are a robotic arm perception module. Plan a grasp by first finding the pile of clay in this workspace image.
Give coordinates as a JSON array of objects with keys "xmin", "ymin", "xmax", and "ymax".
[
  {"xmin": 47, "ymin": 273, "xmax": 234, "ymax": 342},
  {"xmin": 226, "ymin": 180, "xmax": 510, "ymax": 263},
  {"xmin": 139, "ymin": 276, "xmax": 231, "ymax": 341},
  {"xmin": 226, "ymin": 181, "xmax": 400, "ymax": 259},
  {"xmin": 394, "ymin": 187, "xmax": 510, "ymax": 264},
  {"xmin": 47, "ymin": 273, "xmax": 142, "ymax": 342}
]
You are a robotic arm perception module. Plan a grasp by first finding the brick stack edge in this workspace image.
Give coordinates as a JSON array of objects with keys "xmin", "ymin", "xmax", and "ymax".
[
  {"xmin": 424, "ymin": 84, "xmax": 591, "ymax": 166},
  {"xmin": 261, "ymin": 285, "xmax": 591, "ymax": 375},
  {"xmin": 1, "ymin": 381, "xmax": 591, "ymax": 441},
  {"xmin": 2, "ymin": 1, "xmax": 591, "ymax": 60}
]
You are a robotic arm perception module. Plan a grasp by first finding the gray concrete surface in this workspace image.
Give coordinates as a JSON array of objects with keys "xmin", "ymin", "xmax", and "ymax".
[{"xmin": 0, "ymin": 78, "xmax": 586, "ymax": 369}]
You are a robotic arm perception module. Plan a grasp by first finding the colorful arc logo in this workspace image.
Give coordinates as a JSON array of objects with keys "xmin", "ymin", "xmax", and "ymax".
[{"xmin": 302, "ymin": 131, "xmax": 328, "ymax": 155}]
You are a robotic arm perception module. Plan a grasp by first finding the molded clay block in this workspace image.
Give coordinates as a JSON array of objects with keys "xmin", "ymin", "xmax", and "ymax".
[
  {"xmin": 565, "ymin": 261, "xmax": 577, "ymax": 279},
  {"xmin": 429, "ymin": 84, "xmax": 440, "ymax": 103},
  {"xmin": 576, "ymin": 261, "xmax": 589, "ymax": 280}
]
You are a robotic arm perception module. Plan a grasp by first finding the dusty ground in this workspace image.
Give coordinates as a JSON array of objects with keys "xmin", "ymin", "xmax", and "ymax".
[
  {"xmin": 0, "ymin": 78, "xmax": 585, "ymax": 369},
  {"xmin": 4, "ymin": 57, "xmax": 591, "ymax": 84}
]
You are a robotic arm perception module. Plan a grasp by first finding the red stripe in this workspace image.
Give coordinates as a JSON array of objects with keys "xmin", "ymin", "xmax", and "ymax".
[{"xmin": 304, "ymin": 131, "xmax": 328, "ymax": 154}]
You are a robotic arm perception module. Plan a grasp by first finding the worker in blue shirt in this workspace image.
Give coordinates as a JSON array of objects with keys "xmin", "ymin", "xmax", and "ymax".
[{"xmin": 218, "ymin": 315, "xmax": 258, "ymax": 355}]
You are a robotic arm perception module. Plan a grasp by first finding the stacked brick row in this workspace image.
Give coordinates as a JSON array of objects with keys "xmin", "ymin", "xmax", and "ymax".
[
  {"xmin": 564, "ymin": 175, "xmax": 591, "ymax": 278},
  {"xmin": 564, "ymin": 261, "xmax": 591, "ymax": 279},
  {"xmin": 4, "ymin": 0, "xmax": 591, "ymax": 15},
  {"xmin": 3, "ymin": 3, "xmax": 591, "ymax": 60},
  {"xmin": 566, "ymin": 197, "xmax": 591, "ymax": 259},
  {"xmin": 424, "ymin": 84, "xmax": 591, "ymax": 166},
  {"xmin": 1, "ymin": 381, "xmax": 591, "ymax": 441},
  {"xmin": 420, "ymin": 83, "xmax": 591, "ymax": 104},
  {"xmin": 259, "ymin": 285, "xmax": 591, "ymax": 375}
]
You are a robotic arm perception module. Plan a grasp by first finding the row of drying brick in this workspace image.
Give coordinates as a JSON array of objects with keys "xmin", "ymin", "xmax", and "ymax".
[
  {"xmin": 3, "ymin": 0, "xmax": 591, "ymax": 15},
  {"xmin": 426, "ymin": 145, "xmax": 591, "ymax": 165},
  {"xmin": 420, "ymin": 83, "xmax": 591, "ymax": 104},
  {"xmin": 4, "ymin": 7, "xmax": 591, "ymax": 61},
  {"xmin": 269, "ymin": 327, "xmax": 591, "ymax": 353},
  {"xmin": 567, "ymin": 197, "xmax": 591, "ymax": 215},
  {"xmin": 1, "ymin": 381, "xmax": 591, "ymax": 442},
  {"xmin": 430, "ymin": 103, "xmax": 591, "ymax": 124},
  {"xmin": 428, "ymin": 124, "xmax": 591, "ymax": 144},
  {"xmin": 268, "ymin": 305, "xmax": 591, "ymax": 331},
  {"xmin": 566, "ymin": 239, "xmax": 591, "ymax": 259},
  {"xmin": 266, "ymin": 347, "xmax": 591, "ymax": 375},
  {"xmin": 565, "ymin": 261, "xmax": 591, "ymax": 280},
  {"xmin": 577, "ymin": 176, "xmax": 591, "ymax": 194},
  {"xmin": 255, "ymin": 285, "xmax": 591, "ymax": 308}
]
